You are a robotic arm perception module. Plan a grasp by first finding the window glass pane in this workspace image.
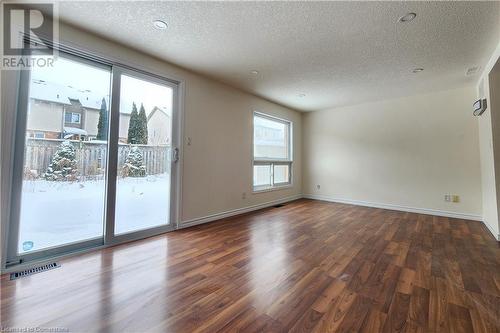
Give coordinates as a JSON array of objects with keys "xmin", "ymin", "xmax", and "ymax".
[
  {"xmin": 18, "ymin": 55, "xmax": 111, "ymax": 253},
  {"xmin": 253, "ymin": 164, "xmax": 271, "ymax": 187},
  {"xmin": 273, "ymin": 164, "xmax": 290, "ymax": 184},
  {"xmin": 72, "ymin": 113, "xmax": 81, "ymax": 123},
  {"xmin": 64, "ymin": 112, "xmax": 72, "ymax": 123},
  {"xmin": 254, "ymin": 115, "xmax": 289, "ymax": 160}
]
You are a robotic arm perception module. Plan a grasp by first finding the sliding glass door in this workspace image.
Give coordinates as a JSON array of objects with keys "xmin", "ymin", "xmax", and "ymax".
[
  {"xmin": 112, "ymin": 69, "xmax": 176, "ymax": 237},
  {"xmin": 6, "ymin": 49, "xmax": 180, "ymax": 267},
  {"xmin": 8, "ymin": 52, "xmax": 112, "ymax": 263}
]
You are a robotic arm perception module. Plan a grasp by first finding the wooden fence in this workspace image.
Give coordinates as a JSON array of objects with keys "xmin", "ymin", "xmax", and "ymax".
[{"xmin": 24, "ymin": 138, "xmax": 170, "ymax": 179}]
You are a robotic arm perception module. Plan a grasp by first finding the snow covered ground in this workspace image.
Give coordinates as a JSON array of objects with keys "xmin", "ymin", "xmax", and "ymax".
[{"xmin": 18, "ymin": 174, "xmax": 171, "ymax": 253}]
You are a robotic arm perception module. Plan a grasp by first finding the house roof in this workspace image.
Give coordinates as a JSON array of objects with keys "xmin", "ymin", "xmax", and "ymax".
[
  {"xmin": 64, "ymin": 126, "xmax": 88, "ymax": 136},
  {"xmin": 147, "ymin": 106, "xmax": 171, "ymax": 121},
  {"xmin": 29, "ymin": 80, "xmax": 167, "ymax": 118},
  {"xmin": 30, "ymin": 79, "xmax": 108, "ymax": 110}
]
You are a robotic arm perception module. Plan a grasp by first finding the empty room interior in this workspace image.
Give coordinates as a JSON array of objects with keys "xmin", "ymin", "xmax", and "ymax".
[{"xmin": 1, "ymin": 1, "xmax": 500, "ymax": 332}]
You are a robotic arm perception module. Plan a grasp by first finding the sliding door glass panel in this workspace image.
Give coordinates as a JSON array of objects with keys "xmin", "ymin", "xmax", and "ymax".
[
  {"xmin": 114, "ymin": 74, "xmax": 173, "ymax": 235},
  {"xmin": 17, "ymin": 55, "xmax": 111, "ymax": 254}
]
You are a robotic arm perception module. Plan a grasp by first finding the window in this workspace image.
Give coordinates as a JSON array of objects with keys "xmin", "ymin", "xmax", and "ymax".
[
  {"xmin": 73, "ymin": 113, "xmax": 81, "ymax": 123},
  {"xmin": 253, "ymin": 112, "xmax": 292, "ymax": 191},
  {"xmin": 64, "ymin": 112, "xmax": 81, "ymax": 124}
]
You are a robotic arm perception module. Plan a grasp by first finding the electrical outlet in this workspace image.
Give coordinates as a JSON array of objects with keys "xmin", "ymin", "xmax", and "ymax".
[
  {"xmin": 445, "ymin": 194, "xmax": 460, "ymax": 203},
  {"xmin": 316, "ymin": 184, "xmax": 321, "ymax": 190}
]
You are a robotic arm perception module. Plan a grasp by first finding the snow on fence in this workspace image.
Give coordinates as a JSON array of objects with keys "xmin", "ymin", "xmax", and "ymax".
[{"xmin": 24, "ymin": 138, "xmax": 170, "ymax": 179}]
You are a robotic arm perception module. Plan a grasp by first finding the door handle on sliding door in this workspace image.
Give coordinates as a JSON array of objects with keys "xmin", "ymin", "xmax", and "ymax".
[{"xmin": 172, "ymin": 147, "xmax": 179, "ymax": 162}]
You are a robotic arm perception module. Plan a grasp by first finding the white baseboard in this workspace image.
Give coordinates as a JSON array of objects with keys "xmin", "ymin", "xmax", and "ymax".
[
  {"xmin": 179, "ymin": 194, "xmax": 302, "ymax": 229},
  {"xmin": 303, "ymin": 194, "xmax": 483, "ymax": 221},
  {"xmin": 481, "ymin": 219, "xmax": 500, "ymax": 241},
  {"xmin": 179, "ymin": 193, "xmax": 498, "ymax": 242}
]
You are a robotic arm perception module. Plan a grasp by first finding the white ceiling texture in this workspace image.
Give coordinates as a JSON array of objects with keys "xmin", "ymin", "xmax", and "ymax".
[{"xmin": 55, "ymin": 1, "xmax": 500, "ymax": 111}]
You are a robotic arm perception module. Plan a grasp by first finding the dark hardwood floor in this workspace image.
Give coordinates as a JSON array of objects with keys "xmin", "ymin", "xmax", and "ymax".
[{"xmin": 1, "ymin": 199, "xmax": 499, "ymax": 332}]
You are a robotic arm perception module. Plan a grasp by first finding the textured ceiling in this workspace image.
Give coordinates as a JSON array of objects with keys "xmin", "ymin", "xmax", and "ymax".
[{"xmin": 55, "ymin": 1, "xmax": 500, "ymax": 112}]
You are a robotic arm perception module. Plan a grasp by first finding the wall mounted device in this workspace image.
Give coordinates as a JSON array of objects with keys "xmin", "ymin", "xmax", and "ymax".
[{"xmin": 473, "ymin": 98, "xmax": 487, "ymax": 116}]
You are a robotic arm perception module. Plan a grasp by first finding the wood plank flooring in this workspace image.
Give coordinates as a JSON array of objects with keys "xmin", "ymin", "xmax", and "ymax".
[{"xmin": 1, "ymin": 199, "xmax": 499, "ymax": 332}]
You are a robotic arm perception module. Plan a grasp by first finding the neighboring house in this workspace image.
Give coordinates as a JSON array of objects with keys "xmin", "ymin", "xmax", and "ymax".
[
  {"xmin": 27, "ymin": 79, "xmax": 172, "ymax": 145},
  {"xmin": 147, "ymin": 106, "xmax": 171, "ymax": 145},
  {"xmin": 27, "ymin": 79, "xmax": 131, "ymax": 142}
]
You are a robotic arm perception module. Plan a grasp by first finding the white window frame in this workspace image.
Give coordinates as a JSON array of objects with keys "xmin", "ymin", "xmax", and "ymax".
[{"xmin": 253, "ymin": 112, "xmax": 293, "ymax": 192}]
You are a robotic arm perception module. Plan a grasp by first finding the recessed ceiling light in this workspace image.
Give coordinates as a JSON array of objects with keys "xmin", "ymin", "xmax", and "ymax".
[
  {"xmin": 250, "ymin": 70, "xmax": 259, "ymax": 75},
  {"xmin": 412, "ymin": 68, "xmax": 424, "ymax": 73},
  {"xmin": 153, "ymin": 20, "xmax": 168, "ymax": 30},
  {"xmin": 298, "ymin": 93, "xmax": 306, "ymax": 98},
  {"xmin": 399, "ymin": 13, "xmax": 417, "ymax": 23}
]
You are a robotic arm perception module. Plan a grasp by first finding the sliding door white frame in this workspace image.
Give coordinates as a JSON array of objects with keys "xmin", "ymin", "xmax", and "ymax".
[
  {"xmin": 2, "ymin": 39, "xmax": 184, "ymax": 271},
  {"xmin": 106, "ymin": 65, "xmax": 181, "ymax": 246}
]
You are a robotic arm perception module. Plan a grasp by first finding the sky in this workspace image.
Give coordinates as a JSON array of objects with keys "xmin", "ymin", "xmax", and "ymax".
[
  {"xmin": 31, "ymin": 55, "xmax": 173, "ymax": 115},
  {"xmin": 120, "ymin": 74, "xmax": 173, "ymax": 115}
]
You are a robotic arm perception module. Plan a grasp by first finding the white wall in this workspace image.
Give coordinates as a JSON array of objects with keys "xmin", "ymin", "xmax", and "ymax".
[
  {"xmin": 180, "ymin": 74, "xmax": 302, "ymax": 222},
  {"xmin": 302, "ymin": 86, "xmax": 483, "ymax": 220}
]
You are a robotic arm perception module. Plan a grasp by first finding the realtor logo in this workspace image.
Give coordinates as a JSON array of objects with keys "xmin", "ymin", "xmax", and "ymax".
[{"xmin": 1, "ymin": 1, "xmax": 58, "ymax": 69}]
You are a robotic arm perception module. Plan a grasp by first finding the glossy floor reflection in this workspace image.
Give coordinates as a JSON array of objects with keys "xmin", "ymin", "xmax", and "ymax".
[{"xmin": 1, "ymin": 199, "xmax": 499, "ymax": 332}]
